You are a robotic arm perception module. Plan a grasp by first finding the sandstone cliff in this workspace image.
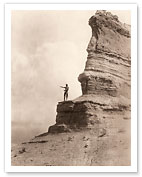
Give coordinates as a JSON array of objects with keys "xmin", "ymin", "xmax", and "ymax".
[
  {"xmin": 48, "ymin": 10, "xmax": 131, "ymax": 133},
  {"xmin": 12, "ymin": 11, "xmax": 131, "ymax": 166}
]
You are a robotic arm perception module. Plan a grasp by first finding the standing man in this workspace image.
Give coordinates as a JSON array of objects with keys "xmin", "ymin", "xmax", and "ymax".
[{"xmin": 60, "ymin": 84, "xmax": 69, "ymax": 101}]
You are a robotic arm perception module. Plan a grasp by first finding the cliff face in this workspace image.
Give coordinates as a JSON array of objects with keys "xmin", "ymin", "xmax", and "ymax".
[
  {"xmin": 79, "ymin": 10, "xmax": 131, "ymax": 97},
  {"xmin": 12, "ymin": 11, "xmax": 131, "ymax": 166},
  {"xmin": 48, "ymin": 10, "xmax": 131, "ymax": 133}
]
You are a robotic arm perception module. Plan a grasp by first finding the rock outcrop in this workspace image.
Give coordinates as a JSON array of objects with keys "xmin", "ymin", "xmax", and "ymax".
[
  {"xmin": 11, "ymin": 11, "xmax": 131, "ymax": 166},
  {"xmin": 48, "ymin": 10, "xmax": 131, "ymax": 134}
]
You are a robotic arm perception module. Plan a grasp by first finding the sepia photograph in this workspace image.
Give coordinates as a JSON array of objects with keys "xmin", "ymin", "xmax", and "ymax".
[{"xmin": 4, "ymin": 3, "xmax": 137, "ymax": 172}]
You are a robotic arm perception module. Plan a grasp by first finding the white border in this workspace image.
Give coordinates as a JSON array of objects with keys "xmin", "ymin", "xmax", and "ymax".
[{"xmin": 5, "ymin": 3, "xmax": 137, "ymax": 172}]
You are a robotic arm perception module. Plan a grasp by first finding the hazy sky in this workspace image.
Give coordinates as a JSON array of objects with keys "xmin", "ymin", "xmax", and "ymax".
[{"xmin": 11, "ymin": 10, "xmax": 130, "ymax": 143}]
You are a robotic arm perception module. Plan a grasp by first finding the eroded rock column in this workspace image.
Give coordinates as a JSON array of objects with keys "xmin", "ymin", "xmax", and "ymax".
[{"xmin": 48, "ymin": 10, "xmax": 131, "ymax": 133}]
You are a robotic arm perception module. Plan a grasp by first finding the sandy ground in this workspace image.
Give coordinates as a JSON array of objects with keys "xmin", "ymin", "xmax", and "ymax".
[{"xmin": 11, "ymin": 122, "xmax": 130, "ymax": 166}]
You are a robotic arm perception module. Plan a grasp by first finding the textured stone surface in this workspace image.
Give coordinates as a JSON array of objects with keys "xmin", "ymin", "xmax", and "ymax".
[
  {"xmin": 78, "ymin": 10, "xmax": 131, "ymax": 97},
  {"xmin": 48, "ymin": 94, "xmax": 130, "ymax": 134}
]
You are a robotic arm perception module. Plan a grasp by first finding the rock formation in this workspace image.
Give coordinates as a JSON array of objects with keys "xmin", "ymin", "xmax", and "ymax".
[
  {"xmin": 12, "ymin": 11, "xmax": 131, "ymax": 166},
  {"xmin": 48, "ymin": 10, "xmax": 131, "ymax": 134}
]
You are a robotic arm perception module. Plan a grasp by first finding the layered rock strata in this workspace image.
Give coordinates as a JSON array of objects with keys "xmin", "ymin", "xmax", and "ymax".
[{"xmin": 48, "ymin": 10, "xmax": 131, "ymax": 135}]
